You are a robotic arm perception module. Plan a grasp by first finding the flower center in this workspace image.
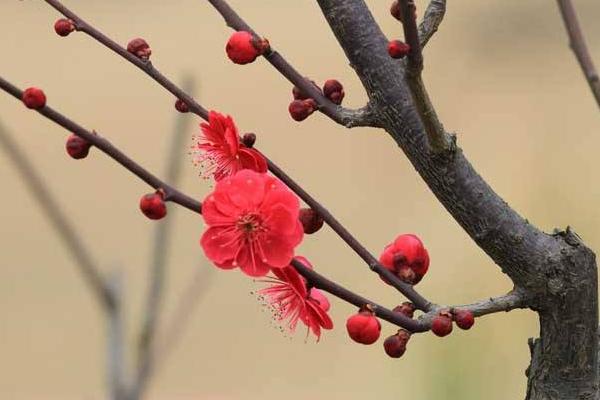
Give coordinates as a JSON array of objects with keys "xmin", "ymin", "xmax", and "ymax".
[{"xmin": 237, "ymin": 213, "xmax": 264, "ymax": 235}]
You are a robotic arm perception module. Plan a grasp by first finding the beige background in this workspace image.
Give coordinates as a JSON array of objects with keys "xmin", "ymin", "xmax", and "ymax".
[{"xmin": 1, "ymin": 1, "xmax": 599, "ymax": 399}]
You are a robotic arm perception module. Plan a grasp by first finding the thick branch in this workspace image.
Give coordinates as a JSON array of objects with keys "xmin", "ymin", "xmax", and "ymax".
[
  {"xmin": 205, "ymin": 0, "xmax": 379, "ymax": 128},
  {"xmin": 0, "ymin": 119, "xmax": 115, "ymax": 311},
  {"xmin": 418, "ymin": 0, "xmax": 446, "ymax": 48},
  {"xmin": 556, "ymin": 0, "xmax": 600, "ymax": 108},
  {"xmin": 42, "ymin": 0, "xmax": 431, "ymax": 310}
]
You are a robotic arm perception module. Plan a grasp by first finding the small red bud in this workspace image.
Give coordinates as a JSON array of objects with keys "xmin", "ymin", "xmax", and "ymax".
[
  {"xmin": 431, "ymin": 314, "xmax": 453, "ymax": 337},
  {"xmin": 383, "ymin": 329, "xmax": 411, "ymax": 358},
  {"xmin": 22, "ymin": 87, "xmax": 46, "ymax": 109},
  {"xmin": 387, "ymin": 40, "xmax": 411, "ymax": 59},
  {"xmin": 139, "ymin": 192, "xmax": 167, "ymax": 220},
  {"xmin": 226, "ymin": 31, "xmax": 261, "ymax": 65},
  {"xmin": 54, "ymin": 18, "xmax": 75, "ymax": 37},
  {"xmin": 174, "ymin": 99, "xmax": 189, "ymax": 113},
  {"xmin": 127, "ymin": 38, "xmax": 151, "ymax": 60},
  {"xmin": 292, "ymin": 80, "xmax": 321, "ymax": 100},
  {"xmin": 390, "ymin": 1, "xmax": 404, "ymax": 22},
  {"xmin": 299, "ymin": 208, "xmax": 324, "ymax": 234},
  {"xmin": 288, "ymin": 99, "xmax": 315, "ymax": 122},
  {"xmin": 241, "ymin": 132, "xmax": 256, "ymax": 148},
  {"xmin": 393, "ymin": 302, "xmax": 416, "ymax": 319},
  {"xmin": 453, "ymin": 309, "xmax": 475, "ymax": 330},
  {"xmin": 323, "ymin": 79, "xmax": 345, "ymax": 105},
  {"xmin": 346, "ymin": 308, "xmax": 381, "ymax": 345},
  {"xmin": 65, "ymin": 134, "xmax": 91, "ymax": 159}
]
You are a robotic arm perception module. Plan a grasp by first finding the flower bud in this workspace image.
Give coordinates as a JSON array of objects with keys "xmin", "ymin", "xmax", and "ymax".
[
  {"xmin": 392, "ymin": 302, "xmax": 416, "ymax": 319},
  {"xmin": 241, "ymin": 132, "xmax": 256, "ymax": 148},
  {"xmin": 383, "ymin": 329, "xmax": 411, "ymax": 358},
  {"xmin": 22, "ymin": 87, "xmax": 46, "ymax": 109},
  {"xmin": 139, "ymin": 192, "xmax": 167, "ymax": 220},
  {"xmin": 175, "ymin": 99, "xmax": 189, "ymax": 113},
  {"xmin": 299, "ymin": 208, "xmax": 324, "ymax": 234},
  {"xmin": 127, "ymin": 38, "xmax": 151, "ymax": 60},
  {"xmin": 346, "ymin": 307, "xmax": 381, "ymax": 345},
  {"xmin": 431, "ymin": 313, "xmax": 453, "ymax": 337},
  {"xmin": 453, "ymin": 309, "xmax": 475, "ymax": 330},
  {"xmin": 54, "ymin": 18, "xmax": 75, "ymax": 37},
  {"xmin": 323, "ymin": 79, "xmax": 345, "ymax": 105},
  {"xmin": 226, "ymin": 31, "xmax": 262, "ymax": 65},
  {"xmin": 388, "ymin": 40, "xmax": 410, "ymax": 59},
  {"xmin": 65, "ymin": 134, "xmax": 91, "ymax": 159},
  {"xmin": 288, "ymin": 99, "xmax": 315, "ymax": 122}
]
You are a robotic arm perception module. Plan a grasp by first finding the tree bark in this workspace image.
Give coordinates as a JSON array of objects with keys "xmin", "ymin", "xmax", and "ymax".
[{"xmin": 316, "ymin": 1, "xmax": 599, "ymax": 398}]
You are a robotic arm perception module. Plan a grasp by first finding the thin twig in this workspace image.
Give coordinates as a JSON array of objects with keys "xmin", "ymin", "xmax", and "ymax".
[
  {"xmin": 205, "ymin": 0, "xmax": 378, "ymax": 128},
  {"xmin": 0, "ymin": 75, "xmax": 427, "ymax": 332},
  {"xmin": 417, "ymin": 289, "xmax": 529, "ymax": 326},
  {"xmin": 556, "ymin": 0, "xmax": 600, "ymax": 108},
  {"xmin": 106, "ymin": 272, "xmax": 127, "ymax": 400},
  {"xmin": 42, "ymin": 0, "xmax": 431, "ymax": 310},
  {"xmin": 0, "ymin": 119, "xmax": 115, "ymax": 310},
  {"xmin": 0, "ymin": 77, "xmax": 201, "ymax": 214},
  {"xmin": 399, "ymin": 0, "xmax": 450, "ymax": 153},
  {"xmin": 418, "ymin": 0, "xmax": 446, "ymax": 48},
  {"xmin": 132, "ymin": 77, "xmax": 196, "ymax": 399}
]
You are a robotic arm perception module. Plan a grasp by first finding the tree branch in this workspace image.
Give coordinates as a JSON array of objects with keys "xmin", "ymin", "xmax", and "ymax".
[
  {"xmin": 0, "ymin": 76, "xmax": 428, "ymax": 332},
  {"xmin": 42, "ymin": 0, "xmax": 431, "ymax": 310},
  {"xmin": 0, "ymin": 119, "xmax": 115, "ymax": 311},
  {"xmin": 418, "ymin": 0, "xmax": 446, "ymax": 49},
  {"xmin": 205, "ymin": 0, "xmax": 379, "ymax": 128},
  {"xmin": 0, "ymin": 77, "xmax": 201, "ymax": 214},
  {"xmin": 556, "ymin": 0, "xmax": 600, "ymax": 108}
]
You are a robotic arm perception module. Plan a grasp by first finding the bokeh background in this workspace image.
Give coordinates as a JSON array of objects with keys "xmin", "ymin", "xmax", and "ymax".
[{"xmin": 1, "ymin": 1, "xmax": 599, "ymax": 399}]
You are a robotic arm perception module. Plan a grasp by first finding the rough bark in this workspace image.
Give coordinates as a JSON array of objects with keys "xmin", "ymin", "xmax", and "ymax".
[{"xmin": 316, "ymin": 1, "xmax": 598, "ymax": 398}]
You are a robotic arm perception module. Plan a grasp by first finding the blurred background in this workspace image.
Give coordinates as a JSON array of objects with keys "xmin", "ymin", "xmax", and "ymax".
[{"xmin": 1, "ymin": 0, "xmax": 599, "ymax": 399}]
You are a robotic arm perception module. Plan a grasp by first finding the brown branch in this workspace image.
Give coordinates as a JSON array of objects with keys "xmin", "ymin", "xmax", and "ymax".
[
  {"xmin": 418, "ymin": 0, "xmax": 446, "ymax": 48},
  {"xmin": 0, "ymin": 75, "xmax": 428, "ymax": 332},
  {"xmin": 0, "ymin": 119, "xmax": 115, "ymax": 311},
  {"xmin": 398, "ymin": 0, "xmax": 450, "ymax": 153},
  {"xmin": 0, "ymin": 77, "xmax": 201, "ymax": 214},
  {"xmin": 418, "ymin": 289, "xmax": 529, "ymax": 325},
  {"xmin": 556, "ymin": 0, "xmax": 600, "ymax": 108},
  {"xmin": 42, "ymin": 0, "xmax": 431, "ymax": 310},
  {"xmin": 205, "ymin": 0, "xmax": 378, "ymax": 128}
]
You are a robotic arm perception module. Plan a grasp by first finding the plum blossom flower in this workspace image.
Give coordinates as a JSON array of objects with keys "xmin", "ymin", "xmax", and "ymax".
[
  {"xmin": 259, "ymin": 257, "xmax": 333, "ymax": 340},
  {"xmin": 193, "ymin": 111, "xmax": 267, "ymax": 181},
  {"xmin": 200, "ymin": 169, "xmax": 303, "ymax": 277}
]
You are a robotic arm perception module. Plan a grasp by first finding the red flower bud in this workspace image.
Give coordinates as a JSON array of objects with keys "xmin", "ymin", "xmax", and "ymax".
[
  {"xmin": 22, "ymin": 87, "xmax": 46, "ymax": 109},
  {"xmin": 174, "ymin": 99, "xmax": 189, "ymax": 113},
  {"xmin": 226, "ymin": 31, "xmax": 263, "ymax": 65},
  {"xmin": 323, "ymin": 79, "xmax": 345, "ymax": 105},
  {"xmin": 139, "ymin": 192, "xmax": 167, "ymax": 220},
  {"xmin": 379, "ymin": 234, "xmax": 429, "ymax": 286},
  {"xmin": 127, "ymin": 38, "xmax": 151, "ymax": 60},
  {"xmin": 453, "ymin": 309, "xmax": 475, "ymax": 330},
  {"xmin": 54, "ymin": 18, "xmax": 75, "ymax": 37},
  {"xmin": 346, "ymin": 308, "xmax": 381, "ymax": 345},
  {"xmin": 390, "ymin": 1, "xmax": 404, "ymax": 22},
  {"xmin": 292, "ymin": 80, "xmax": 321, "ymax": 100},
  {"xmin": 383, "ymin": 329, "xmax": 411, "ymax": 358},
  {"xmin": 388, "ymin": 40, "xmax": 411, "ymax": 59},
  {"xmin": 288, "ymin": 99, "xmax": 316, "ymax": 122},
  {"xmin": 299, "ymin": 208, "xmax": 324, "ymax": 234},
  {"xmin": 393, "ymin": 302, "xmax": 416, "ymax": 319},
  {"xmin": 241, "ymin": 132, "xmax": 256, "ymax": 148},
  {"xmin": 431, "ymin": 314, "xmax": 453, "ymax": 337},
  {"xmin": 65, "ymin": 134, "xmax": 91, "ymax": 159}
]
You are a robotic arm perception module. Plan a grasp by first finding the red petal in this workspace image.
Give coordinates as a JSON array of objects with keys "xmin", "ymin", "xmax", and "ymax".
[{"xmin": 200, "ymin": 226, "xmax": 240, "ymax": 265}]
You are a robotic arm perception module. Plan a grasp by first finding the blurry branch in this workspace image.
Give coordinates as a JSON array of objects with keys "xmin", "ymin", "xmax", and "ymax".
[
  {"xmin": 107, "ymin": 272, "xmax": 127, "ymax": 400},
  {"xmin": 418, "ymin": 289, "xmax": 529, "ymax": 325},
  {"xmin": 556, "ymin": 0, "xmax": 600, "ymax": 108},
  {"xmin": 42, "ymin": 0, "xmax": 430, "ymax": 310},
  {"xmin": 399, "ymin": 0, "xmax": 451, "ymax": 153},
  {"xmin": 418, "ymin": 0, "xmax": 446, "ymax": 48},
  {"xmin": 132, "ymin": 77, "xmax": 196, "ymax": 400},
  {"xmin": 0, "ymin": 120, "xmax": 115, "ymax": 311},
  {"xmin": 153, "ymin": 266, "xmax": 214, "ymax": 372}
]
